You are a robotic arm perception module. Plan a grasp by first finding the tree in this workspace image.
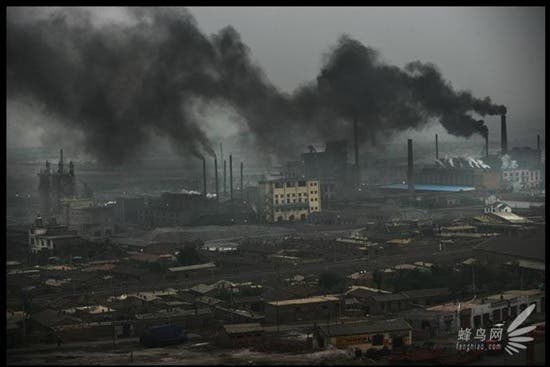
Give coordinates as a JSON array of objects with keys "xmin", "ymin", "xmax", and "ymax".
[{"xmin": 176, "ymin": 243, "xmax": 202, "ymax": 266}]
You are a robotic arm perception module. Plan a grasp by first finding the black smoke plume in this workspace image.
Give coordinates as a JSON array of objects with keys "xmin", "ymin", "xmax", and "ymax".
[{"xmin": 7, "ymin": 7, "xmax": 505, "ymax": 164}]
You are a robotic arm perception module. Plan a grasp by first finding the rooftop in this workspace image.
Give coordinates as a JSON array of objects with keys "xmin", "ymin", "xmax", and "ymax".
[
  {"xmin": 135, "ymin": 307, "xmax": 211, "ymax": 320},
  {"xmin": 223, "ymin": 323, "xmax": 264, "ymax": 334},
  {"xmin": 401, "ymin": 288, "xmax": 450, "ymax": 299},
  {"xmin": 318, "ymin": 318, "xmax": 411, "ymax": 337},
  {"xmin": 489, "ymin": 212, "xmax": 531, "ymax": 224},
  {"xmin": 475, "ymin": 232, "xmax": 545, "ymax": 261},
  {"xmin": 168, "ymin": 262, "xmax": 216, "ymax": 272},
  {"xmin": 267, "ymin": 295, "xmax": 340, "ymax": 307},
  {"xmin": 380, "ymin": 184, "xmax": 476, "ymax": 192}
]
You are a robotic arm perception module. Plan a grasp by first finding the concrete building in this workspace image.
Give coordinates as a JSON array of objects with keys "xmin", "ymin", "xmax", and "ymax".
[
  {"xmin": 502, "ymin": 167, "xmax": 543, "ymax": 190},
  {"xmin": 427, "ymin": 288, "xmax": 545, "ymax": 330},
  {"xmin": 312, "ymin": 318, "xmax": 412, "ymax": 352},
  {"xmin": 258, "ymin": 179, "xmax": 321, "ymax": 223},
  {"xmin": 216, "ymin": 323, "xmax": 264, "ymax": 348},
  {"xmin": 28, "ymin": 215, "xmax": 78, "ymax": 254},
  {"xmin": 416, "ymin": 166, "xmax": 501, "ymax": 190}
]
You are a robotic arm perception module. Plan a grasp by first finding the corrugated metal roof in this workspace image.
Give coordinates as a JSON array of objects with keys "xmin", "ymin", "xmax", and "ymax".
[{"xmin": 267, "ymin": 295, "xmax": 339, "ymax": 306}]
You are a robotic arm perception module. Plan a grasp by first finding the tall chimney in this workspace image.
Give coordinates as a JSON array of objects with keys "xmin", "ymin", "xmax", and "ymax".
[
  {"xmin": 229, "ymin": 155, "xmax": 233, "ymax": 201},
  {"xmin": 223, "ymin": 160, "xmax": 227, "ymax": 196},
  {"xmin": 58, "ymin": 149, "xmax": 64, "ymax": 174},
  {"xmin": 240, "ymin": 162, "xmax": 244, "ymax": 200},
  {"xmin": 501, "ymin": 114, "xmax": 508, "ymax": 155},
  {"xmin": 537, "ymin": 134, "xmax": 541, "ymax": 162},
  {"xmin": 214, "ymin": 156, "xmax": 219, "ymax": 203},
  {"xmin": 485, "ymin": 133, "xmax": 489, "ymax": 158},
  {"xmin": 353, "ymin": 118, "xmax": 360, "ymax": 186},
  {"xmin": 202, "ymin": 157, "xmax": 207, "ymax": 198},
  {"xmin": 435, "ymin": 134, "xmax": 439, "ymax": 160},
  {"xmin": 407, "ymin": 139, "xmax": 414, "ymax": 194}
]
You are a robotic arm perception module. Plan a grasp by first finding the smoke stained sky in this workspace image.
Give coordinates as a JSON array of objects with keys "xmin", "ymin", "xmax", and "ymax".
[{"xmin": 6, "ymin": 7, "xmax": 545, "ymax": 162}]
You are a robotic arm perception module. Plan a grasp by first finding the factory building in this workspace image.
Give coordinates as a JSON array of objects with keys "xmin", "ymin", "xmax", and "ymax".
[
  {"xmin": 37, "ymin": 149, "xmax": 77, "ymax": 216},
  {"xmin": 257, "ymin": 179, "xmax": 321, "ymax": 223},
  {"xmin": 416, "ymin": 166, "xmax": 501, "ymax": 190},
  {"xmin": 285, "ymin": 140, "xmax": 356, "ymax": 206},
  {"xmin": 138, "ymin": 192, "xmax": 218, "ymax": 227},
  {"xmin": 115, "ymin": 197, "xmax": 145, "ymax": 225}
]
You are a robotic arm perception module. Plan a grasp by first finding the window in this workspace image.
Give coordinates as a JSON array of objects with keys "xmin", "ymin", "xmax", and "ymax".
[
  {"xmin": 510, "ymin": 306, "xmax": 518, "ymax": 318},
  {"xmin": 473, "ymin": 315, "xmax": 481, "ymax": 328},
  {"xmin": 275, "ymin": 182, "xmax": 283, "ymax": 188},
  {"xmin": 298, "ymin": 181, "xmax": 306, "ymax": 187},
  {"xmin": 371, "ymin": 334, "xmax": 384, "ymax": 346},
  {"xmin": 286, "ymin": 181, "xmax": 295, "ymax": 188}
]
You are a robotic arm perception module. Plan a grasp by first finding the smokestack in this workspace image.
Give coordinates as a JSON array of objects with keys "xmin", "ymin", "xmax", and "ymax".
[
  {"xmin": 240, "ymin": 161, "xmax": 244, "ymax": 200},
  {"xmin": 485, "ymin": 132, "xmax": 489, "ymax": 158},
  {"xmin": 537, "ymin": 134, "xmax": 541, "ymax": 162},
  {"xmin": 223, "ymin": 160, "xmax": 227, "ymax": 196},
  {"xmin": 214, "ymin": 156, "xmax": 219, "ymax": 203},
  {"xmin": 435, "ymin": 134, "xmax": 439, "ymax": 160},
  {"xmin": 353, "ymin": 118, "xmax": 359, "ymax": 186},
  {"xmin": 202, "ymin": 157, "xmax": 207, "ymax": 198},
  {"xmin": 407, "ymin": 139, "xmax": 414, "ymax": 194},
  {"xmin": 229, "ymin": 155, "xmax": 233, "ymax": 201},
  {"xmin": 501, "ymin": 114, "xmax": 508, "ymax": 155},
  {"xmin": 58, "ymin": 148, "xmax": 64, "ymax": 174}
]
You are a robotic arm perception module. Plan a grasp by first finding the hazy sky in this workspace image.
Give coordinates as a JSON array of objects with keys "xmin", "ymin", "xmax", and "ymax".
[{"xmin": 7, "ymin": 6, "xmax": 545, "ymax": 153}]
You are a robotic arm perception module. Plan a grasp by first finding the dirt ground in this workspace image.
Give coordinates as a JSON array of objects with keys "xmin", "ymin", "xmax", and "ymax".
[{"xmin": 7, "ymin": 342, "xmax": 355, "ymax": 365}]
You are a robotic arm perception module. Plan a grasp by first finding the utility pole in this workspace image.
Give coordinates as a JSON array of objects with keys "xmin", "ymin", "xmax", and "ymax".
[
  {"xmin": 223, "ymin": 160, "xmax": 227, "ymax": 197},
  {"xmin": 240, "ymin": 161, "xmax": 244, "ymax": 200}
]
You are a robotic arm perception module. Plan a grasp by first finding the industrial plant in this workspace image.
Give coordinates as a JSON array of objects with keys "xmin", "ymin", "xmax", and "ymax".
[{"xmin": 6, "ymin": 6, "xmax": 545, "ymax": 366}]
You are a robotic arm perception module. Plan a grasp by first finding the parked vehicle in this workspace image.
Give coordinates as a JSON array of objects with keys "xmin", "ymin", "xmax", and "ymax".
[{"xmin": 139, "ymin": 324, "xmax": 188, "ymax": 348}]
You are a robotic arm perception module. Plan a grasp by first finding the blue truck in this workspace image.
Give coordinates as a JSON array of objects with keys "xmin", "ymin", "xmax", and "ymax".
[{"xmin": 139, "ymin": 324, "xmax": 188, "ymax": 348}]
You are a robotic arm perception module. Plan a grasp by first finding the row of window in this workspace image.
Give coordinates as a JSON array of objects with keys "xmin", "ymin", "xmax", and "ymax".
[
  {"xmin": 503, "ymin": 170, "xmax": 540, "ymax": 179},
  {"xmin": 275, "ymin": 199, "xmax": 308, "ymax": 204},
  {"xmin": 275, "ymin": 193, "xmax": 307, "ymax": 198},
  {"xmin": 273, "ymin": 181, "xmax": 309, "ymax": 188}
]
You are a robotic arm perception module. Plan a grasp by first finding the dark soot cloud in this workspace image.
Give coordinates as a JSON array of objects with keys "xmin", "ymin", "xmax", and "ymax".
[{"xmin": 7, "ymin": 7, "xmax": 505, "ymax": 164}]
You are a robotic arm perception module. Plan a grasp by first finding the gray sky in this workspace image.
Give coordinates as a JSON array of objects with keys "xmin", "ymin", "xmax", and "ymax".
[
  {"xmin": 7, "ymin": 6, "xmax": 545, "ymax": 153},
  {"xmin": 187, "ymin": 6, "xmax": 545, "ymax": 143}
]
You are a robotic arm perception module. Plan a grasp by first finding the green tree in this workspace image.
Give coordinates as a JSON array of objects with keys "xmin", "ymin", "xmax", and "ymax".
[{"xmin": 318, "ymin": 271, "xmax": 346, "ymax": 292}]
